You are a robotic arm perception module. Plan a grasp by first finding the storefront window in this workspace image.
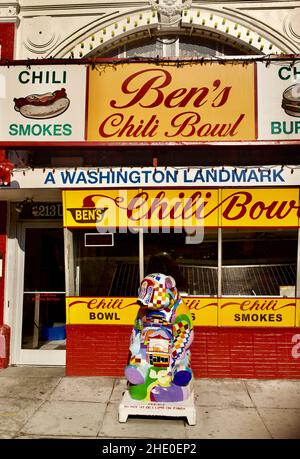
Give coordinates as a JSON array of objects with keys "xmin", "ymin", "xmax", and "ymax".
[
  {"xmin": 22, "ymin": 227, "xmax": 65, "ymax": 350},
  {"xmin": 222, "ymin": 228, "xmax": 298, "ymax": 296},
  {"xmin": 144, "ymin": 229, "xmax": 218, "ymax": 296},
  {"xmin": 99, "ymin": 35, "xmax": 253, "ymax": 59},
  {"xmin": 73, "ymin": 231, "xmax": 139, "ymax": 297}
]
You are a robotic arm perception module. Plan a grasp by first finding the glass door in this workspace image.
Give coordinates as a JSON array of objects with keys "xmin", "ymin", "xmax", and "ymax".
[{"xmin": 14, "ymin": 222, "xmax": 66, "ymax": 365}]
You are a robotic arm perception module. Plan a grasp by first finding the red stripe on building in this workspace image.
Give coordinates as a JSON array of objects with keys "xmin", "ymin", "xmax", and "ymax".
[
  {"xmin": 0, "ymin": 201, "xmax": 7, "ymax": 326},
  {"xmin": 0, "ymin": 23, "xmax": 15, "ymax": 60}
]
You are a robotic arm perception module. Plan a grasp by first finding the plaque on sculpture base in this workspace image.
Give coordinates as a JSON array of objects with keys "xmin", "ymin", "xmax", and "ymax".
[{"xmin": 118, "ymin": 390, "xmax": 196, "ymax": 426}]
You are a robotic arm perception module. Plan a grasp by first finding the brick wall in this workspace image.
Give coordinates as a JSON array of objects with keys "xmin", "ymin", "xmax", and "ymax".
[
  {"xmin": 66, "ymin": 325, "xmax": 300, "ymax": 379},
  {"xmin": 0, "ymin": 202, "xmax": 7, "ymax": 326},
  {"xmin": 191, "ymin": 327, "xmax": 300, "ymax": 379},
  {"xmin": 66, "ymin": 325, "xmax": 132, "ymax": 376}
]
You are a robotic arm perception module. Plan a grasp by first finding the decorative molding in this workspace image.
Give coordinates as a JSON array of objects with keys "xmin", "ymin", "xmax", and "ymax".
[
  {"xmin": 283, "ymin": 8, "xmax": 300, "ymax": 43},
  {"xmin": 149, "ymin": 0, "xmax": 191, "ymax": 17},
  {"xmin": 24, "ymin": 16, "xmax": 61, "ymax": 54},
  {"xmin": 69, "ymin": 9, "xmax": 159, "ymax": 58},
  {"xmin": 47, "ymin": 4, "xmax": 289, "ymax": 58},
  {"xmin": 149, "ymin": 0, "xmax": 192, "ymax": 25},
  {"xmin": 0, "ymin": 5, "xmax": 18, "ymax": 18},
  {"xmin": 181, "ymin": 8, "xmax": 284, "ymax": 54}
]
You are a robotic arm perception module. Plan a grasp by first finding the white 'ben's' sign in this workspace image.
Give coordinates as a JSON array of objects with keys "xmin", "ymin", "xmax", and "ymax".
[{"xmin": 0, "ymin": 65, "xmax": 87, "ymax": 141}]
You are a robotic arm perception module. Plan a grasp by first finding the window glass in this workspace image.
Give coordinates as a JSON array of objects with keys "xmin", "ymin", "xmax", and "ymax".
[
  {"xmin": 99, "ymin": 35, "xmax": 254, "ymax": 58},
  {"xmin": 126, "ymin": 38, "xmax": 163, "ymax": 58},
  {"xmin": 179, "ymin": 37, "xmax": 247, "ymax": 57},
  {"xmin": 222, "ymin": 228, "xmax": 298, "ymax": 296},
  {"xmin": 73, "ymin": 231, "xmax": 139, "ymax": 297},
  {"xmin": 179, "ymin": 38, "xmax": 218, "ymax": 58},
  {"xmin": 144, "ymin": 229, "xmax": 218, "ymax": 296},
  {"xmin": 22, "ymin": 228, "xmax": 65, "ymax": 350}
]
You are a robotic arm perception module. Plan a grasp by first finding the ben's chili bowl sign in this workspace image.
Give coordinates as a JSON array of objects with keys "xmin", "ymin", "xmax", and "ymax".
[
  {"xmin": 66, "ymin": 297, "xmax": 139, "ymax": 325},
  {"xmin": 62, "ymin": 188, "xmax": 300, "ymax": 230},
  {"xmin": 66, "ymin": 297, "xmax": 296, "ymax": 327},
  {"xmin": 87, "ymin": 63, "xmax": 256, "ymax": 142}
]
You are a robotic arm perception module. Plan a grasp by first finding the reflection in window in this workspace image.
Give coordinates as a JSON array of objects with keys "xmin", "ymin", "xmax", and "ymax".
[
  {"xmin": 144, "ymin": 229, "xmax": 218, "ymax": 296},
  {"xmin": 99, "ymin": 35, "xmax": 254, "ymax": 59},
  {"xmin": 222, "ymin": 229, "xmax": 297, "ymax": 296},
  {"xmin": 22, "ymin": 228, "xmax": 65, "ymax": 350},
  {"xmin": 126, "ymin": 38, "xmax": 163, "ymax": 58},
  {"xmin": 73, "ymin": 231, "xmax": 139, "ymax": 297},
  {"xmin": 178, "ymin": 37, "xmax": 246, "ymax": 58}
]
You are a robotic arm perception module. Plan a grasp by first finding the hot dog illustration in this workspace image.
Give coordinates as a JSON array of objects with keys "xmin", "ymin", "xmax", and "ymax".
[{"xmin": 14, "ymin": 88, "xmax": 70, "ymax": 119}]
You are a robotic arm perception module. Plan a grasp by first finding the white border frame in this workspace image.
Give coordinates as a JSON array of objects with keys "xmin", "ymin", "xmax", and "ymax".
[{"xmin": 6, "ymin": 216, "xmax": 66, "ymax": 366}]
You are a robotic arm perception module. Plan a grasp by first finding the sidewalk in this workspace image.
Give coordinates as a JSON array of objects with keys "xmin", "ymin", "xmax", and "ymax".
[{"xmin": 0, "ymin": 366, "xmax": 299, "ymax": 439}]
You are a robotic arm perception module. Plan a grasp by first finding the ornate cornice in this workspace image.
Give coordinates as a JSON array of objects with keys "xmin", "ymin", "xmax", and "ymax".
[
  {"xmin": 0, "ymin": 2, "xmax": 19, "ymax": 18},
  {"xmin": 149, "ymin": 0, "xmax": 192, "ymax": 17}
]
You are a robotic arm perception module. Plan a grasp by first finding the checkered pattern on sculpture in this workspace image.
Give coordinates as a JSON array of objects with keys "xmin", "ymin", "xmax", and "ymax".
[
  {"xmin": 152, "ymin": 287, "xmax": 167, "ymax": 307},
  {"xmin": 172, "ymin": 320, "xmax": 191, "ymax": 360},
  {"xmin": 137, "ymin": 273, "xmax": 176, "ymax": 311}
]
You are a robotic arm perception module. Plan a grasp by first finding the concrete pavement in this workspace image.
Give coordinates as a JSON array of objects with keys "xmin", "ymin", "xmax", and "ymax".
[{"xmin": 0, "ymin": 366, "xmax": 299, "ymax": 439}]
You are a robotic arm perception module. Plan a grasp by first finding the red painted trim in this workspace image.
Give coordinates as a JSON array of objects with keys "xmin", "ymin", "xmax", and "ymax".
[
  {"xmin": 0, "ymin": 202, "xmax": 7, "ymax": 325},
  {"xmin": 0, "ymin": 23, "xmax": 15, "ymax": 61},
  {"xmin": 1, "ymin": 55, "xmax": 300, "ymax": 66},
  {"xmin": 0, "ymin": 325, "xmax": 10, "ymax": 368},
  {"xmin": 0, "ymin": 139, "xmax": 300, "ymax": 148}
]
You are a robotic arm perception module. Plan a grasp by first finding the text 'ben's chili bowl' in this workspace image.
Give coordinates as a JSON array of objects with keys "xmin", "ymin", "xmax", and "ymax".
[{"xmin": 87, "ymin": 64, "xmax": 256, "ymax": 142}]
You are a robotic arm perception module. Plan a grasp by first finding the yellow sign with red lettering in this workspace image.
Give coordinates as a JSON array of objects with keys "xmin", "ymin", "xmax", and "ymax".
[
  {"xmin": 62, "ymin": 188, "xmax": 219, "ymax": 228},
  {"xmin": 63, "ymin": 188, "xmax": 300, "ymax": 229},
  {"xmin": 66, "ymin": 297, "xmax": 139, "ymax": 325},
  {"xmin": 221, "ymin": 188, "xmax": 300, "ymax": 227},
  {"xmin": 87, "ymin": 62, "xmax": 256, "ymax": 143},
  {"xmin": 185, "ymin": 297, "xmax": 218, "ymax": 326},
  {"xmin": 219, "ymin": 297, "xmax": 296, "ymax": 327},
  {"xmin": 66, "ymin": 296, "xmax": 218, "ymax": 326},
  {"xmin": 297, "ymin": 299, "xmax": 300, "ymax": 327},
  {"xmin": 66, "ymin": 297, "xmax": 298, "ymax": 327}
]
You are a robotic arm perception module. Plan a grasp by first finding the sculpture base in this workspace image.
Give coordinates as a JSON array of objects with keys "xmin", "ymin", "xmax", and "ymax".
[{"xmin": 118, "ymin": 390, "xmax": 196, "ymax": 426}]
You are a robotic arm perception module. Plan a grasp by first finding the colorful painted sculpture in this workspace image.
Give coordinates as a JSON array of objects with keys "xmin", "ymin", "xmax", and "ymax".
[{"xmin": 125, "ymin": 273, "xmax": 194, "ymax": 402}]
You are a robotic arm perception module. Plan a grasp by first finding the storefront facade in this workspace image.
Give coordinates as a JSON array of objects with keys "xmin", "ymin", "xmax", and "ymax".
[{"xmin": 0, "ymin": 0, "xmax": 300, "ymax": 378}]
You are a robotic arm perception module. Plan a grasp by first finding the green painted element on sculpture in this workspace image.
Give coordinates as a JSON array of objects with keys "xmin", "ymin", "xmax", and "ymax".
[
  {"xmin": 128, "ymin": 366, "xmax": 163, "ymax": 400},
  {"xmin": 173, "ymin": 313, "xmax": 192, "ymax": 329}
]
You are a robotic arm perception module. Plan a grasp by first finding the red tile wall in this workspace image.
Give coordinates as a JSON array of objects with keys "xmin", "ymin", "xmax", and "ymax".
[
  {"xmin": 66, "ymin": 325, "xmax": 300, "ymax": 379},
  {"xmin": 66, "ymin": 325, "xmax": 132, "ymax": 376}
]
